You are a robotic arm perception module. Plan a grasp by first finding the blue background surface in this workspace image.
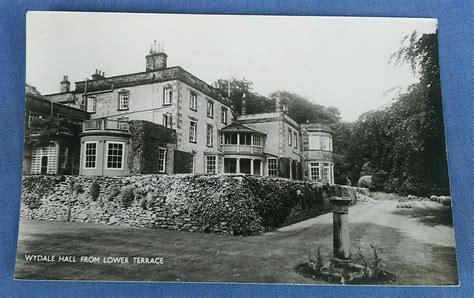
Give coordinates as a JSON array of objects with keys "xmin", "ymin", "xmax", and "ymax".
[{"xmin": 0, "ymin": 1, "xmax": 472, "ymax": 296}]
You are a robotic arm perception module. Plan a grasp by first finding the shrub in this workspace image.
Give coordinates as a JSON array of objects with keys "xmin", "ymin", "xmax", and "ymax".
[
  {"xmin": 372, "ymin": 170, "xmax": 388, "ymax": 190},
  {"xmin": 22, "ymin": 193, "xmax": 42, "ymax": 210},
  {"xmin": 90, "ymin": 180, "xmax": 100, "ymax": 201},
  {"xmin": 107, "ymin": 187, "xmax": 120, "ymax": 202},
  {"xmin": 120, "ymin": 185, "xmax": 135, "ymax": 208},
  {"xmin": 358, "ymin": 175, "xmax": 374, "ymax": 189}
]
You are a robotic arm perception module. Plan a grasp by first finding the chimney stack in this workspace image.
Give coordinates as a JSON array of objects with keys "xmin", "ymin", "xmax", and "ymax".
[
  {"xmin": 241, "ymin": 93, "xmax": 247, "ymax": 115},
  {"xmin": 92, "ymin": 69, "xmax": 106, "ymax": 80},
  {"xmin": 60, "ymin": 75, "xmax": 70, "ymax": 93},
  {"xmin": 146, "ymin": 41, "xmax": 168, "ymax": 72}
]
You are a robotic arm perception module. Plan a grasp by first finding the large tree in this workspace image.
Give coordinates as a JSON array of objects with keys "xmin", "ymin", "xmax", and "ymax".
[{"xmin": 347, "ymin": 31, "xmax": 449, "ymax": 195}]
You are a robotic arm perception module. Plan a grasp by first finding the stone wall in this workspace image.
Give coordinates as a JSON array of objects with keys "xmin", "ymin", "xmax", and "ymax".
[{"xmin": 20, "ymin": 175, "xmax": 370, "ymax": 236}]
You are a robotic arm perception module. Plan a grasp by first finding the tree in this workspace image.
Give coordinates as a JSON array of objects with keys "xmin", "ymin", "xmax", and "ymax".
[
  {"xmin": 345, "ymin": 31, "xmax": 449, "ymax": 195},
  {"xmin": 269, "ymin": 91, "xmax": 341, "ymax": 124},
  {"xmin": 330, "ymin": 121, "xmax": 354, "ymax": 184},
  {"xmin": 214, "ymin": 78, "xmax": 273, "ymax": 115},
  {"xmin": 26, "ymin": 116, "xmax": 82, "ymax": 147}
]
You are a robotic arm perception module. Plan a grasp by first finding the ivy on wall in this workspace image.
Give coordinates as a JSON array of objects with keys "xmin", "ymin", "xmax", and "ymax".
[
  {"xmin": 174, "ymin": 150, "xmax": 193, "ymax": 173},
  {"xmin": 128, "ymin": 120, "xmax": 176, "ymax": 174}
]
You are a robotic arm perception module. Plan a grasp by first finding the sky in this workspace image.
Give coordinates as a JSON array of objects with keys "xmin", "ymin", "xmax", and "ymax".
[{"xmin": 26, "ymin": 12, "xmax": 437, "ymax": 122}]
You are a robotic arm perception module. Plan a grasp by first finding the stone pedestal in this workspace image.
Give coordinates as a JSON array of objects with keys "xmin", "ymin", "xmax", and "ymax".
[{"xmin": 329, "ymin": 196, "xmax": 352, "ymax": 263}]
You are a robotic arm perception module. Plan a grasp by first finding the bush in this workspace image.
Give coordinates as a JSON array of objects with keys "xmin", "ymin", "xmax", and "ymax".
[
  {"xmin": 372, "ymin": 171, "xmax": 388, "ymax": 190},
  {"xmin": 430, "ymin": 195, "xmax": 451, "ymax": 206},
  {"xmin": 107, "ymin": 187, "xmax": 120, "ymax": 202},
  {"xmin": 358, "ymin": 175, "xmax": 374, "ymax": 189},
  {"xmin": 90, "ymin": 180, "xmax": 100, "ymax": 201},
  {"xmin": 120, "ymin": 185, "xmax": 135, "ymax": 208},
  {"xmin": 22, "ymin": 193, "xmax": 42, "ymax": 210}
]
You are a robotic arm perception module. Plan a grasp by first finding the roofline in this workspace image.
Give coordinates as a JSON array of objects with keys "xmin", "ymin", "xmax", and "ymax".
[
  {"xmin": 68, "ymin": 66, "xmax": 232, "ymax": 108},
  {"xmin": 26, "ymin": 92, "xmax": 85, "ymax": 112},
  {"xmin": 220, "ymin": 122, "xmax": 267, "ymax": 135}
]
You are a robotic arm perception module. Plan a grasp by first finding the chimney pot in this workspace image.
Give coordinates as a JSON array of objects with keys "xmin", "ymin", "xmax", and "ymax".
[{"xmin": 146, "ymin": 41, "xmax": 168, "ymax": 72}]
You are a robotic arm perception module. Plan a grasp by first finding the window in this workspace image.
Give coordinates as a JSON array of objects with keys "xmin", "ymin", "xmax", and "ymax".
[
  {"xmin": 308, "ymin": 135, "xmax": 321, "ymax": 150},
  {"xmin": 329, "ymin": 138, "xmax": 333, "ymax": 152},
  {"xmin": 158, "ymin": 148, "xmax": 166, "ymax": 173},
  {"xmin": 189, "ymin": 121, "xmax": 197, "ymax": 143},
  {"xmin": 322, "ymin": 136, "xmax": 330, "ymax": 151},
  {"xmin": 86, "ymin": 96, "xmax": 96, "ymax": 113},
  {"xmin": 221, "ymin": 107, "xmax": 228, "ymax": 124},
  {"xmin": 205, "ymin": 155, "xmax": 217, "ymax": 174},
  {"xmin": 288, "ymin": 128, "xmax": 292, "ymax": 146},
  {"xmin": 163, "ymin": 87, "xmax": 173, "ymax": 105},
  {"xmin": 224, "ymin": 133, "xmax": 238, "ymax": 144},
  {"xmin": 84, "ymin": 142, "xmax": 97, "ymax": 169},
  {"xmin": 252, "ymin": 135, "xmax": 262, "ymax": 147},
  {"xmin": 206, "ymin": 125, "xmax": 213, "ymax": 147},
  {"xmin": 207, "ymin": 100, "xmax": 214, "ymax": 118},
  {"xmin": 267, "ymin": 158, "xmax": 278, "ymax": 177},
  {"xmin": 118, "ymin": 92, "xmax": 129, "ymax": 110},
  {"xmin": 294, "ymin": 132, "xmax": 298, "ymax": 149},
  {"xmin": 163, "ymin": 114, "xmax": 172, "ymax": 128},
  {"xmin": 190, "ymin": 92, "xmax": 197, "ymax": 110},
  {"xmin": 106, "ymin": 142, "xmax": 124, "ymax": 170},
  {"xmin": 322, "ymin": 163, "xmax": 330, "ymax": 182},
  {"xmin": 309, "ymin": 163, "xmax": 320, "ymax": 181},
  {"xmin": 239, "ymin": 133, "xmax": 252, "ymax": 145}
]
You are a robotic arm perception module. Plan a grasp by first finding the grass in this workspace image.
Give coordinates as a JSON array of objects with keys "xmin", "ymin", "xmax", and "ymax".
[{"xmin": 15, "ymin": 200, "xmax": 458, "ymax": 285}]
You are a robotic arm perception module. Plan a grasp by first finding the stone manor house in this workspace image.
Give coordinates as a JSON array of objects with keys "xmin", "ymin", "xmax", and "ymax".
[{"xmin": 24, "ymin": 47, "xmax": 334, "ymax": 183}]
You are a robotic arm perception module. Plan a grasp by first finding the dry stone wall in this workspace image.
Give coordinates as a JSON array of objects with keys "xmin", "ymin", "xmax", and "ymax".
[{"xmin": 20, "ymin": 175, "xmax": 370, "ymax": 236}]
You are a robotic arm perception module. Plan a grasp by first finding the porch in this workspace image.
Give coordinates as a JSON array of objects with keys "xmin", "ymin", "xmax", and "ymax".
[{"xmin": 223, "ymin": 157, "xmax": 264, "ymax": 176}]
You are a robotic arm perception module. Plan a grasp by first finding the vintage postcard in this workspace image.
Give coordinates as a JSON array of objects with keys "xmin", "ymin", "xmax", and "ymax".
[{"xmin": 15, "ymin": 11, "xmax": 457, "ymax": 285}]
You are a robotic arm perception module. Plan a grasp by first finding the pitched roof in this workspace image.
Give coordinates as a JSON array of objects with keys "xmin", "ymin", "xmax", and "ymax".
[{"xmin": 220, "ymin": 122, "xmax": 266, "ymax": 135}]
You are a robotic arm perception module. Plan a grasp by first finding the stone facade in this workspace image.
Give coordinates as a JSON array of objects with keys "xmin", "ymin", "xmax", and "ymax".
[
  {"xmin": 235, "ymin": 110, "xmax": 307, "ymax": 179},
  {"xmin": 40, "ymin": 48, "xmax": 333, "ymax": 181},
  {"xmin": 45, "ymin": 49, "xmax": 233, "ymax": 176}
]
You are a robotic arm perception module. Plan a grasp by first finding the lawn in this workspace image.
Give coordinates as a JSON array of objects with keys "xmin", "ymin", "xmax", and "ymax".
[{"xmin": 15, "ymin": 200, "xmax": 458, "ymax": 285}]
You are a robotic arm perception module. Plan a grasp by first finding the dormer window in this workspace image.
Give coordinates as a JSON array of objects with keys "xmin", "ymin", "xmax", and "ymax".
[{"xmin": 118, "ymin": 90, "xmax": 129, "ymax": 110}]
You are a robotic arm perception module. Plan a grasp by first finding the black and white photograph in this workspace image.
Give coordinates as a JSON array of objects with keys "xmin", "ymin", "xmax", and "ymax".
[{"xmin": 15, "ymin": 11, "xmax": 457, "ymax": 285}]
